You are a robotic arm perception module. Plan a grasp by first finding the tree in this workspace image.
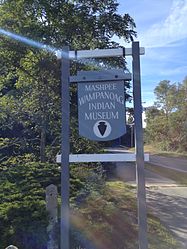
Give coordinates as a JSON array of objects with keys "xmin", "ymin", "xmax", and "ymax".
[
  {"xmin": 145, "ymin": 78, "xmax": 187, "ymax": 152},
  {"xmin": 154, "ymin": 80, "xmax": 177, "ymax": 117},
  {"xmin": 0, "ymin": 1, "xmax": 137, "ymax": 247},
  {"xmin": 0, "ymin": 0, "xmax": 136, "ymax": 162},
  {"xmin": 169, "ymin": 78, "xmax": 187, "ymax": 151},
  {"xmin": 145, "ymin": 106, "xmax": 162, "ymax": 123},
  {"xmin": 0, "ymin": 156, "xmax": 53, "ymax": 248}
]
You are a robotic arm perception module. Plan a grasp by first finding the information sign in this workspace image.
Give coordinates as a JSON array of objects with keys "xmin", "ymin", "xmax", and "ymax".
[{"xmin": 78, "ymin": 79, "xmax": 126, "ymax": 141}]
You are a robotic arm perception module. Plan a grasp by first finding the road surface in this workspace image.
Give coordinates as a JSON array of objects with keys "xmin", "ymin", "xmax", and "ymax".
[
  {"xmin": 115, "ymin": 162, "xmax": 176, "ymax": 186},
  {"xmin": 115, "ymin": 163, "xmax": 187, "ymax": 248},
  {"xmin": 150, "ymin": 155, "xmax": 187, "ymax": 173},
  {"xmin": 147, "ymin": 187, "xmax": 187, "ymax": 249}
]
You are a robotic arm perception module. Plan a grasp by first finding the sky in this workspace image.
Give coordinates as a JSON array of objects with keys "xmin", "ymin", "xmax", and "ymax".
[
  {"xmin": 117, "ymin": 0, "xmax": 187, "ymax": 107},
  {"xmin": 1, "ymin": 0, "xmax": 186, "ymax": 109}
]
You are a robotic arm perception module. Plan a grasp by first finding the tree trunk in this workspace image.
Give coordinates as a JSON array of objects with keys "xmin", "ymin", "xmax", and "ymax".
[{"xmin": 40, "ymin": 127, "xmax": 46, "ymax": 162}]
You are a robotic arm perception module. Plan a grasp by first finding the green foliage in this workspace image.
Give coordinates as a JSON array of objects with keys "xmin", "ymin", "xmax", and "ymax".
[
  {"xmin": 70, "ymin": 162, "xmax": 105, "ymax": 206},
  {"xmin": 70, "ymin": 181, "xmax": 138, "ymax": 249},
  {"xmin": 154, "ymin": 80, "xmax": 177, "ymax": 116},
  {"xmin": 0, "ymin": 155, "xmax": 104, "ymax": 248},
  {"xmin": 0, "ymin": 199, "xmax": 48, "ymax": 249},
  {"xmin": 70, "ymin": 181, "xmax": 179, "ymax": 249},
  {"xmin": 145, "ymin": 78, "xmax": 187, "ymax": 152},
  {"xmin": 148, "ymin": 214, "xmax": 181, "ymax": 249},
  {"xmin": 0, "ymin": 0, "xmax": 136, "ymax": 162},
  {"xmin": 0, "ymin": 0, "xmax": 137, "ymax": 247},
  {"xmin": 0, "ymin": 156, "xmax": 50, "ymax": 248}
]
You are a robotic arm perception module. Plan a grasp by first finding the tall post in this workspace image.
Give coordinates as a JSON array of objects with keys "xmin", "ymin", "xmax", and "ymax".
[
  {"xmin": 61, "ymin": 47, "xmax": 70, "ymax": 249},
  {"xmin": 132, "ymin": 41, "xmax": 148, "ymax": 249}
]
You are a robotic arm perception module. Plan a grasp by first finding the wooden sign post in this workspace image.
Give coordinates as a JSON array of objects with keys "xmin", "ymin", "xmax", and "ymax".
[
  {"xmin": 132, "ymin": 42, "xmax": 148, "ymax": 249},
  {"xmin": 61, "ymin": 47, "xmax": 70, "ymax": 249},
  {"xmin": 59, "ymin": 43, "xmax": 148, "ymax": 249}
]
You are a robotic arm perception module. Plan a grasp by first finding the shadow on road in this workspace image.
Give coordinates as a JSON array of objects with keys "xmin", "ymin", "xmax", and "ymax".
[
  {"xmin": 115, "ymin": 162, "xmax": 176, "ymax": 185},
  {"xmin": 114, "ymin": 161, "xmax": 187, "ymax": 248},
  {"xmin": 147, "ymin": 188, "xmax": 187, "ymax": 248}
]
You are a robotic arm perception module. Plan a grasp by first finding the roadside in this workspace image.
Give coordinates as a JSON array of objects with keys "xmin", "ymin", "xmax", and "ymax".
[
  {"xmin": 146, "ymin": 187, "xmax": 187, "ymax": 249},
  {"xmin": 145, "ymin": 162, "xmax": 187, "ymax": 248},
  {"xmin": 75, "ymin": 180, "xmax": 181, "ymax": 249},
  {"xmin": 129, "ymin": 144, "xmax": 187, "ymax": 160},
  {"xmin": 106, "ymin": 145, "xmax": 187, "ymax": 247},
  {"xmin": 149, "ymin": 155, "xmax": 187, "ymax": 173},
  {"xmin": 143, "ymin": 144, "xmax": 187, "ymax": 159},
  {"xmin": 105, "ymin": 145, "xmax": 187, "ymax": 185},
  {"xmin": 145, "ymin": 163, "xmax": 187, "ymax": 186},
  {"xmin": 115, "ymin": 162, "xmax": 177, "ymax": 186},
  {"xmin": 114, "ymin": 160, "xmax": 187, "ymax": 248}
]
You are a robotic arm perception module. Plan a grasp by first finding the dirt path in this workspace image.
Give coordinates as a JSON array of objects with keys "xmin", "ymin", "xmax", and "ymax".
[
  {"xmin": 147, "ymin": 187, "xmax": 187, "ymax": 249},
  {"xmin": 150, "ymin": 155, "xmax": 187, "ymax": 172}
]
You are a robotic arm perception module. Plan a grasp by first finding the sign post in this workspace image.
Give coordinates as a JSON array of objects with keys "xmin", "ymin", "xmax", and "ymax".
[
  {"xmin": 61, "ymin": 47, "xmax": 70, "ymax": 249},
  {"xmin": 132, "ymin": 41, "xmax": 148, "ymax": 249},
  {"xmin": 59, "ymin": 44, "xmax": 147, "ymax": 249}
]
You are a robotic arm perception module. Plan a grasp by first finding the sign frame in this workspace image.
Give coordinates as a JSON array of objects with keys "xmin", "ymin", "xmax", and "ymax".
[{"xmin": 60, "ymin": 42, "xmax": 148, "ymax": 249}]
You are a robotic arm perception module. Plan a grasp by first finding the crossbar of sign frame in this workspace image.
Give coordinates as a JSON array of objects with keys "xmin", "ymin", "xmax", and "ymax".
[
  {"xmin": 56, "ymin": 153, "xmax": 149, "ymax": 163},
  {"xmin": 70, "ymin": 71, "xmax": 131, "ymax": 83},
  {"xmin": 69, "ymin": 47, "xmax": 145, "ymax": 59}
]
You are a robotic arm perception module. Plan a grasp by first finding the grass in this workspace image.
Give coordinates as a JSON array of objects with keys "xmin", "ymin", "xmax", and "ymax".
[
  {"xmin": 71, "ymin": 180, "xmax": 181, "ymax": 249},
  {"xmin": 129, "ymin": 144, "xmax": 187, "ymax": 159},
  {"xmin": 146, "ymin": 163, "xmax": 187, "ymax": 186},
  {"xmin": 144, "ymin": 144, "xmax": 187, "ymax": 159},
  {"xmin": 154, "ymin": 151, "xmax": 187, "ymax": 159},
  {"xmin": 128, "ymin": 144, "xmax": 157, "ymax": 154}
]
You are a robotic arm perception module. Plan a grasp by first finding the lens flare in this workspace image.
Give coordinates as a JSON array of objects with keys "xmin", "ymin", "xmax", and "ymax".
[
  {"xmin": 0, "ymin": 28, "xmax": 122, "ymax": 70},
  {"xmin": 0, "ymin": 28, "xmax": 66, "ymax": 58}
]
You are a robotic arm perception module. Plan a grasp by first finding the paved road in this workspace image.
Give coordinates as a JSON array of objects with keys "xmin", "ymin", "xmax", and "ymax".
[
  {"xmin": 147, "ymin": 187, "xmax": 187, "ymax": 249},
  {"xmin": 150, "ymin": 155, "xmax": 187, "ymax": 173},
  {"xmin": 115, "ymin": 163, "xmax": 187, "ymax": 248},
  {"xmin": 115, "ymin": 162, "xmax": 176, "ymax": 186},
  {"xmin": 111, "ymin": 150, "xmax": 187, "ymax": 247},
  {"xmin": 106, "ymin": 147, "xmax": 187, "ymax": 173}
]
